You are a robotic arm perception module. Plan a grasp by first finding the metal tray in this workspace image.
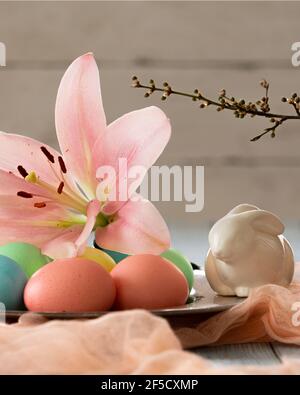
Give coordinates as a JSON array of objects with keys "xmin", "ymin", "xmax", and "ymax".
[{"xmin": 4, "ymin": 269, "xmax": 243, "ymax": 321}]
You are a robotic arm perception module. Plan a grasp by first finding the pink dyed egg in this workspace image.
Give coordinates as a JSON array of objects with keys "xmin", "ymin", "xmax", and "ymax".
[
  {"xmin": 111, "ymin": 254, "xmax": 189, "ymax": 310},
  {"xmin": 24, "ymin": 258, "xmax": 116, "ymax": 312}
]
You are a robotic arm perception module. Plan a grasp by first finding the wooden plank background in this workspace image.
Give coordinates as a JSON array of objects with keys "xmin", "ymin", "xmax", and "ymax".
[{"xmin": 1, "ymin": 1, "xmax": 300, "ymax": 262}]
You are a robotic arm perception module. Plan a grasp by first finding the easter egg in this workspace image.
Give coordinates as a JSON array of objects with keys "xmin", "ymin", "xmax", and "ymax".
[
  {"xmin": 161, "ymin": 248, "xmax": 194, "ymax": 291},
  {"xmin": 111, "ymin": 254, "xmax": 189, "ymax": 310},
  {"xmin": 24, "ymin": 258, "xmax": 116, "ymax": 312},
  {"xmin": 94, "ymin": 241, "xmax": 128, "ymax": 263},
  {"xmin": 0, "ymin": 255, "xmax": 27, "ymax": 310},
  {"xmin": 80, "ymin": 247, "xmax": 116, "ymax": 272},
  {"xmin": 0, "ymin": 242, "xmax": 52, "ymax": 278}
]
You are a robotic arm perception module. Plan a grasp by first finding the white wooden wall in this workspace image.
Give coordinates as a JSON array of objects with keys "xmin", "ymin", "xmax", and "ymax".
[{"xmin": 0, "ymin": 1, "xmax": 300, "ymax": 261}]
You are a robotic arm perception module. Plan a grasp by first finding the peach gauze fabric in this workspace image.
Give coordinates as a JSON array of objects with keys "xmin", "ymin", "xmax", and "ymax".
[
  {"xmin": 177, "ymin": 282, "xmax": 300, "ymax": 349},
  {"xmin": 177, "ymin": 263, "xmax": 300, "ymax": 349},
  {"xmin": 0, "ymin": 267, "xmax": 299, "ymax": 374}
]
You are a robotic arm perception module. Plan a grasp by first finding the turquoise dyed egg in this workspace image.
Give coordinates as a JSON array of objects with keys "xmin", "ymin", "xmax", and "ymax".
[
  {"xmin": 94, "ymin": 242, "xmax": 128, "ymax": 263},
  {"xmin": 0, "ymin": 242, "xmax": 52, "ymax": 278},
  {"xmin": 102, "ymin": 248, "xmax": 128, "ymax": 263},
  {"xmin": 161, "ymin": 248, "xmax": 194, "ymax": 291},
  {"xmin": 0, "ymin": 255, "xmax": 27, "ymax": 310}
]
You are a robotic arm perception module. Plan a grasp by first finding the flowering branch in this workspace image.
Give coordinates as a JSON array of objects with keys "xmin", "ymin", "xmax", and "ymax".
[{"xmin": 131, "ymin": 76, "xmax": 300, "ymax": 141}]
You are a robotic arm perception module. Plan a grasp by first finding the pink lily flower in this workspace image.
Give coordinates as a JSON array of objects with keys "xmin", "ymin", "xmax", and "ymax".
[{"xmin": 0, "ymin": 53, "xmax": 171, "ymax": 259}]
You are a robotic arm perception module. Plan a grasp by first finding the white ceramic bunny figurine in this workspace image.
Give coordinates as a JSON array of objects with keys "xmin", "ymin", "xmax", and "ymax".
[{"xmin": 205, "ymin": 204, "xmax": 294, "ymax": 297}]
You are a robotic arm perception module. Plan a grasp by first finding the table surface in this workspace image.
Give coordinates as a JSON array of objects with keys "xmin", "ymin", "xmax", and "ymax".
[{"xmin": 194, "ymin": 343, "xmax": 300, "ymax": 366}]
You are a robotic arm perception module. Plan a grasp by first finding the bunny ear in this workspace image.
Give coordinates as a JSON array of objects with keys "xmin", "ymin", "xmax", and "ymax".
[
  {"xmin": 227, "ymin": 203, "xmax": 259, "ymax": 216},
  {"xmin": 247, "ymin": 210, "xmax": 284, "ymax": 235}
]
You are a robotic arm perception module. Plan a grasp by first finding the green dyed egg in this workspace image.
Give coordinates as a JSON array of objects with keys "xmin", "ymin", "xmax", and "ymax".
[
  {"xmin": 0, "ymin": 242, "xmax": 52, "ymax": 278},
  {"xmin": 161, "ymin": 248, "xmax": 194, "ymax": 291}
]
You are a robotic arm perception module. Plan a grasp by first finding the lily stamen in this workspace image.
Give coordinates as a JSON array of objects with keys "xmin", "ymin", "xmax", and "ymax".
[
  {"xmin": 40, "ymin": 147, "xmax": 88, "ymax": 208},
  {"xmin": 56, "ymin": 156, "xmax": 78, "ymax": 198},
  {"xmin": 17, "ymin": 165, "xmax": 28, "ymax": 178},
  {"xmin": 34, "ymin": 202, "xmax": 47, "ymax": 208},
  {"xmin": 40, "ymin": 146, "xmax": 55, "ymax": 163},
  {"xmin": 58, "ymin": 156, "xmax": 67, "ymax": 174},
  {"xmin": 57, "ymin": 181, "xmax": 64, "ymax": 194},
  {"xmin": 35, "ymin": 177, "xmax": 86, "ymax": 213},
  {"xmin": 40, "ymin": 148, "xmax": 72, "ymax": 195},
  {"xmin": 46, "ymin": 159, "xmax": 76, "ymax": 201},
  {"xmin": 25, "ymin": 171, "xmax": 37, "ymax": 183},
  {"xmin": 20, "ymin": 167, "xmax": 86, "ymax": 213},
  {"xmin": 17, "ymin": 191, "xmax": 33, "ymax": 198}
]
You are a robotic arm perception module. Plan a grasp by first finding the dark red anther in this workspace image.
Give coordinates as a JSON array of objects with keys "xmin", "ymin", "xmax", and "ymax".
[
  {"xmin": 34, "ymin": 202, "xmax": 46, "ymax": 208},
  {"xmin": 40, "ymin": 146, "xmax": 55, "ymax": 163},
  {"xmin": 17, "ymin": 165, "xmax": 29, "ymax": 178},
  {"xmin": 57, "ymin": 181, "xmax": 64, "ymax": 194},
  {"xmin": 17, "ymin": 191, "xmax": 33, "ymax": 198},
  {"xmin": 58, "ymin": 156, "xmax": 67, "ymax": 173}
]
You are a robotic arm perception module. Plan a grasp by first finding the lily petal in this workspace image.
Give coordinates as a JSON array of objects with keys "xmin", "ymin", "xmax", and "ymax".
[
  {"xmin": 0, "ymin": 169, "xmax": 42, "ymax": 194},
  {"xmin": 95, "ymin": 195, "xmax": 170, "ymax": 255},
  {"xmin": 0, "ymin": 132, "xmax": 67, "ymax": 187},
  {"xmin": 74, "ymin": 199, "xmax": 101, "ymax": 256},
  {"xmin": 0, "ymin": 220, "xmax": 82, "ymax": 256},
  {"xmin": 0, "ymin": 169, "xmax": 86, "ymax": 213},
  {"xmin": 93, "ymin": 106, "xmax": 171, "ymax": 214},
  {"xmin": 0, "ymin": 195, "xmax": 74, "ymax": 221},
  {"xmin": 40, "ymin": 225, "xmax": 84, "ymax": 259},
  {"xmin": 43, "ymin": 199, "xmax": 101, "ymax": 259},
  {"xmin": 0, "ymin": 169, "xmax": 86, "ymax": 258},
  {"xmin": 55, "ymin": 53, "xmax": 106, "ymax": 198}
]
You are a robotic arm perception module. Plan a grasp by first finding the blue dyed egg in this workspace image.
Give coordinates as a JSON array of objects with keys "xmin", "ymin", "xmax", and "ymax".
[
  {"xmin": 94, "ymin": 241, "xmax": 128, "ymax": 263},
  {"xmin": 0, "ymin": 255, "xmax": 27, "ymax": 310},
  {"xmin": 101, "ymin": 248, "xmax": 129, "ymax": 263}
]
